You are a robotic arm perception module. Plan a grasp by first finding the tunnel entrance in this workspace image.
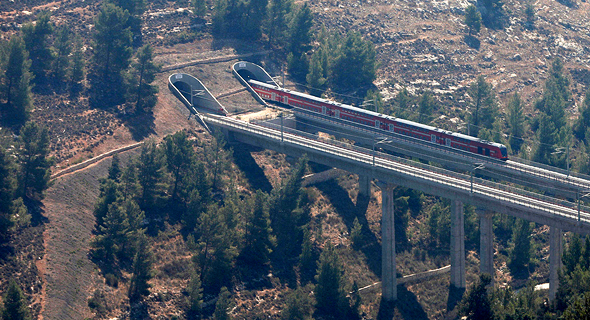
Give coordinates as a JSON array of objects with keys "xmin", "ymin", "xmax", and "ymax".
[
  {"xmin": 173, "ymin": 81, "xmax": 192, "ymax": 103},
  {"xmin": 237, "ymin": 69, "xmax": 257, "ymax": 82}
]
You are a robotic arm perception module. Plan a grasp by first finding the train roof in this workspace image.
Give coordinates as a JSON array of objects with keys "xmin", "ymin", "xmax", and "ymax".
[{"xmin": 248, "ymin": 79, "xmax": 506, "ymax": 149}]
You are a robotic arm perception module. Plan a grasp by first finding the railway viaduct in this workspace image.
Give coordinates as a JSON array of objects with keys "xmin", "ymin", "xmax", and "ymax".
[{"xmin": 169, "ymin": 69, "xmax": 590, "ymax": 303}]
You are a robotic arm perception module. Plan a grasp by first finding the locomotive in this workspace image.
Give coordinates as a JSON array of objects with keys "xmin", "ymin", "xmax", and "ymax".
[{"xmin": 248, "ymin": 79, "xmax": 508, "ymax": 160}]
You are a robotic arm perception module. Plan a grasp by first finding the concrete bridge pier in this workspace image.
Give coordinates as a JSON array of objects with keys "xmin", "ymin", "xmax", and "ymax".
[
  {"xmin": 478, "ymin": 210, "xmax": 495, "ymax": 279},
  {"xmin": 549, "ymin": 226, "xmax": 563, "ymax": 300},
  {"xmin": 380, "ymin": 182, "xmax": 397, "ymax": 301},
  {"xmin": 359, "ymin": 175, "xmax": 371, "ymax": 199},
  {"xmin": 450, "ymin": 200, "xmax": 466, "ymax": 288}
]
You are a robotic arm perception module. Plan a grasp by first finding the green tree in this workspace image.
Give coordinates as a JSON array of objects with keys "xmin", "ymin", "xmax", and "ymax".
[
  {"xmin": 214, "ymin": 286, "xmax": 232, "ymax": 320},
  {"xmin": 265, "ymin": 0, "xmax": 293, "ymax": 47},
  {"xmin": 507, "ymin": 93, "xmax": 525, "ymax": 152},
  {"xmin": 70, "ymin": 34, "xmax": 85, "ymax": 87},
  {"xmin": 331, "ymin": 32, "xmax": 377, "ymax": 90},
  {"xmin": 0, "ymin": 146, "xmax": 15, "ymax": 242},
  {"xmin": 460, "ymin": 273, "xmax": 493, "ymax": 320},
  {"xmin": 524, "ymin": 2, "xmax": 535, "ymax": 30},
  {"xmin": 51, "ymin": 27, "xmax": 72, "ymax": 84},
  {"xmin": 315, "ymin": 242, "xmax": 348, "ymax": 318},
  {"xmin": 204, "ymin": 131, "xmax": 232, "ymax": 190},
  {"xmin": 563, "ymin": 234, "xmax": 583, "ymax": 273},
  {"xmin": 286, "ymin": 3, "xmax": 313, "ymax": 81},
  {"xmin": 107, "ymin": 0, "xmax": 146, "ymax": 42},
  {"xmin": 136, "ymin": 139, "xmax": 166, "ymax": 215},
  {"xmin": 574, "ymin": 90, "xmax": 590, "ymax": 141},
  {"xmin": 269, "ymin": 157, "xmax": 309, "ymax": 259},
  {"xmin": 22, "ymin": 11, "xmax": 54, "ymax": 83},
  {"xmin": 564, "ymin": 292, "xmax": 590, "ymax": 320},
  {"xmin": 93, "ymin": 178, "xmax": 120, "ymax": 228},
  {"xmin": 193, "ymin": 0, "xmax": 207, "ymax": 18},
  {"xmin": 477, "ymin": 0, "xmax": 505, "ymax": 29},
  {"xmin": 2, "ymin": 36, "xmax": 32, "ymax": 125},
  {"xmin": 306, "ymin": 51, "xmax": 327, "ymax": 97},
  {"xmin": 395, "ymin": 87, "xmax": 412, "ymax": 118},
  {"xmin": 244, "ymin": 0, "xmax": 268, "ymax": 40},
  {"xmin": 468, "ymin": 75, "xmax": 497, "ymax": 137},
  {"xmin": 350, "ymin": 217, "xmax": 363, "ymax": 249},
  {"xmin": 1, "ymin": 279, "xmax": 31, "ymax": 320},
  {"xmin": 363, "ymin": 89, "xmax": 384, "ymax": 113},
  {"xmin": 108, "ymin": 154, "xmax": 121, "ymax": 181},
  {"xmin": 535, "ymin": 58, "xmax": 571, "ymax": 134},
  {"xmin": 508, "ymin": 218, "xmax": 532, "ymax": 275},
  {"xmin": 17, "ymin": 121, "xmax": 52, "ymax": 200},
  {"xmin": 427, "ymin": 201, "xmax": 451, "ymax": 247},
  {"xmin": 418, "ymin": 90, "xmax": 436, "ymax": 123},
  {"xmin": 532, "ymin": 113, "xmax": 557, "ymax": 165},
  {"xmin": 240, "ymin": 190, "xmax": 275, "ymax": 266},
  {"xmin": 89, "ymin": 3, "xmax": 133, "ymax": 108},
  {"xmin": 128, "ymin": 235, "xmax": 153, "ymax": 303},
  {"xmin": 282, "ymin": 286, "xmax": 313, "ymax": 320},
  {"xmin": 186, "ymin": 269, "xmax": 203, "ymax": 320},
  {"xmin": 128, "ymin": 44, "xmax": 160, "ymax": 113},
  {"xmin": 92, "ymin": 202, "xmax": 130, "ymax": 265},
  {"xmin": 163, "ymin": 131, "xmax": 195, "ymax": 205},
  {"xmin": 464, "ymin": 5, "xmax": 482, "ymax": 35}
]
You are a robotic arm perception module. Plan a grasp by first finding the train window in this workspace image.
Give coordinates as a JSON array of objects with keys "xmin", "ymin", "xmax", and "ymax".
[
  {"xmin": 485, "ymin": 148, "xmax": 490, "ymax": 156},
  {"xmin": 478, "ymin": 147, "xmax": 483, "ymax": 154}
]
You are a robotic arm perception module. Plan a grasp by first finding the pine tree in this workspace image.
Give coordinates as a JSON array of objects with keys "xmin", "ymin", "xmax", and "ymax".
[
  {"xmin": 108, "ymin": 0, "xmax": 146, "ymax": 43},
  {"xmin": 331, "ymin": 32, "xmax": 377, "ymax": 90},
  {"xmin": 136, "ymin": 139, "xmax": 166, "ymax": 215},
  {"xmin": 22, "ymin": 11, "xmax": 54, "ymax": 84},
  {"xmin": 265, "ymin": 0, "xmax": 293, "ymax": 48},
  {"xmin": 163, "ymin": 131, "xmax": 195, "ymax": 204},
  {"xmin": 574, "ymin": 90, "xmax": 590, "ymax": 141},
  {"xmin": 128, "ymin": 234, "xmax": 153, "ymax": 303},
  {"xmin": 244, "ymin": 0, "xmax": 268, "ymax": 40},
  {"xmin": 281, "ymin": 287, "xmax": 313, "ymax": 320},
  {"xmin": 213, "ymin": 286, "xmax": 232, "ymax": 320},
  {"xmin": 1, "ymin": 279, "xmax": 31, "ymax": 320},
  {"xmin": 563, "ymin": 234, "xmax": 583, "ymax": 273},
  {"xmin": 17, "ymin": 121, "xmax": 52, "ymax": 200},
  {"xmin": 508, "ymin": 218, "xmax": 532, "ymax": 275},
  {"xmin": 532, "ymin": 113, "xmax": 557, "ymax": 165},
  {"xmin": 51, "ymin": 27, "xmax": 72, "ymax": 85},
  {"xmin": 108, "ymin": 154, "xmax": 121, "ymax": 181},
  {"xmin": 395, "ymin": 87, "xmax": 412, "ymax": 118},
  {"xmin": 0, "ymin": 145, "xmax": 15, "ymax": 243},
  {"xmin": 70, "ymin": 33, "xmax": 85, "ymax": 88},
  {"xmin": 460, "ymin": 273, "xmax": 493, "ymax": 320},
  {"xmin": 186, "ymin": 268, "xmax": 203, "ymax": 320},
  {"xmin": 418, "ymin": 90, "xmax": 436, "ymax": 123},
  {"xmin": 240, "ymin": 190, "xmax": 274, "ymax": 265},
  {"xmin": 286, "ymin": 3, "xmax": 312, "ymax": 81},
  {"xmin": 204, "ymin": 130, "xmax": 232, "ymax": 190},
  {"xmin": 524, "ymin": 2, "xmax": 535, "ymax": 30},
  {"xmin": 306, "ymin": 51, "xmax": 327, "ymax": 97},
  {"xmin": 92, "ymin": 202, "xmax": 130, "ymax": 264},
  {"xmin": 464, "ymin": 5, "xmax": 482, "ymax": 35},
  {"xmin": 129, "ymin": 44, "xmax": 160, "ymax": 113},
  {"xmin": 468, "ymin": 75, "xmax": 497, "ymax": 137},
  {"xmin": 507, "ymin": 93, "xmax": 525, "ymax": 152},
  {"xmin": 535, "ymin": 58, "xmax": 571, "ymax": 134},
  {"xmin": 94, "ymin": 178, "xmax": 120, "ymax": 228},
  {"xmin": 477, "ymin": 0, "xmax": 505, "ymax": 29},
  {"xmin": 2, "ymin": 36, "xmax": 32, "ymax": 125},
  {"xmin": 564, "ymin": 292, "xmax": 590, "ymax": 320},
  {"xmin": 89, "ymin": 3, "xmax": 133, "ymax": 108},
  {"xmin": 193, "ymin": 0, "xmax": 207, "ymax": 18},
  {"xmin": 315, "ymin": 242, "xmax": 348, "ymax": 318}
]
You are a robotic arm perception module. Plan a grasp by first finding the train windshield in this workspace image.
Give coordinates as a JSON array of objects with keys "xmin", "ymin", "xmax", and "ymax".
[{"xmin": 500, "ymin": 147, "xmax": 507, "ymax": 159}]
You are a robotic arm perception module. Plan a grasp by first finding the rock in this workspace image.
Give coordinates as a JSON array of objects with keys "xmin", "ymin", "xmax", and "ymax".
[{"xmin": 512, "ymin": 53, "xmax": 522, "ymax": 61}]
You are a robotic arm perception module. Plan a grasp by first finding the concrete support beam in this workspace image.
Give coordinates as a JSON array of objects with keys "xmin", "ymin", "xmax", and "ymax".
[
  {"xmin": 450, "ymin": 200, "xmax": 466, "ymax": 288},
  {"xmin": 359, "ymin": 175, "xmax": 371, "ymax": 198},
  {"xmin": 549, "ymin": 226, "xmax": 563, "ymax": 300},
  {"xmin": 381, "ymin": 183, "xmax": 397, "ymax": 301},
  {"xmin": 478, "ymin": 211, "xmax": 494, "ymax": 278}
]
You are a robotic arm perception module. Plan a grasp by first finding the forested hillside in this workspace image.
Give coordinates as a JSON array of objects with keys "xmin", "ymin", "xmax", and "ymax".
[{"xmin": 0, "ymin": 0, "xmax": 589, "ymax": 318}]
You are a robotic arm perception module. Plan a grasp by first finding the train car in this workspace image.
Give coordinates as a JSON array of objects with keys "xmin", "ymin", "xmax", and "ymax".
[{"xmin": 248, "ymin": 79, "xmax": 508, "ymax": 160}]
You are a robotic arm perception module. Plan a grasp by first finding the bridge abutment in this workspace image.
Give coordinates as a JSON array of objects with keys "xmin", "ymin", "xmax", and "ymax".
[
  {"xmin": 380, "ymin": 182, "xmax": 397, "ymax": 301},
  {"xmin": 549, "ymin": 226, "xmax": 563, "ymax": 300},
  {"xmin": 451, "ymin": 200, "xmax": 466, "ymax": 288},
  {"xmin": 478, "ymin": 210, "xmax": 495, "ymax": 279}
]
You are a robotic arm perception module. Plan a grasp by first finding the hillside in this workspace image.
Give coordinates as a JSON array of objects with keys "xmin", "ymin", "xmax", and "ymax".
[{"xmin": 0, "ymin": 0, "xmax": 588, "ymax": 319}]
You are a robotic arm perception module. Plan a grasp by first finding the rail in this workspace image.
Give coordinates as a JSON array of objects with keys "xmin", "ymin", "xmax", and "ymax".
[
  {"xmin": 290, "ymin": 107, "xmax": 590, "ymax": 193},
  {"xmin": 203, "ymin": 114, "xmax": 590, "ymax": 224}
]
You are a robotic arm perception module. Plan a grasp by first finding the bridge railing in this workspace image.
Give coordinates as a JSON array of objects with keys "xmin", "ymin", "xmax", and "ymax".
[
  {"xmin": 205, "ymin": 115, "xmax": 590, "ymax": 223},
  {"xmin": 291, "ymin": 107, "xmax": 590, "ymax": 189}
]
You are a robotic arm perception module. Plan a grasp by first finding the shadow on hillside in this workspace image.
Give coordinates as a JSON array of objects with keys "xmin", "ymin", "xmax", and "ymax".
[
  {"xmin": 231, "ymin": 144, "xmax": 273, "ymax": 193},
  {"xmin": 464, "ymin": 35, "xmax": 480, "ymax": 50},
  {"xmin": 377, "ymin": 286, "xmax": 429, "ymax": 320},
  {"xmin": 446, "ymin": 285, "xmax": 465, "ymax": 315},
  {"xmin": 120, "ymin": 111, "xmax": 156, "ymax": 141},
  {"xmin": 315, "ymin": 178, "xmax": 381, "ymax": 277}
]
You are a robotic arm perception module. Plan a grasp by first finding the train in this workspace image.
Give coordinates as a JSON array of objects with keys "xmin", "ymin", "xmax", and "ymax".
[{"xmin": 248, "ymin": 79, "xmax": 508, "ymax": 160}]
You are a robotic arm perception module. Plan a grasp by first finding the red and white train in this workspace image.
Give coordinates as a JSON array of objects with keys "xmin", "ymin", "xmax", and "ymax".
[{"xmin": 248, "ymin": 79, "xmax": 508, "ymax": 160}]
